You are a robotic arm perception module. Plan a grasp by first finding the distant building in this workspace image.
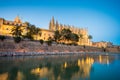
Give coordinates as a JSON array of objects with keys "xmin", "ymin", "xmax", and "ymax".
[
  {"xmin": 92, "ymin": 41, "xmax": 113, "ymax": 48},
  {"xmin": 0, "ymin": 16, "xmax": 92, "ymax": 46}
]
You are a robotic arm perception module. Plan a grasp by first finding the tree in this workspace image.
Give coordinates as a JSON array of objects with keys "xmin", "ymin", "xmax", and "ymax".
[
  {"xmin": 13, "ymin": 36, "xmax": 21, "ymax": 43},
  {"xmin": 70, "ymin": 33, "xmax": 79, "ymax": 42},
  {"xmin": 11, "ymin": 24, "xmax": 22, "ymax": 43},
  {"xmin": 34, "ymin": 27, "xmax": 40, "ymax": 40},
  {"xmin": 61, "ymin": 28, "xmax": 71, "ymax": 41},
  {"xmin": 23, "ymin": 22, "xmax": 32, "ymax": 39},
  {"xmin": 11, "ymin": 24, "xmax": 22, "ymax": 37},
  {"xmin": 54, "ymin": 30, "xmax": 61, "ymax": 41},
  {"xmin": 88, "ymin": 35, "xmax": 93, "ymax": 40},
  {"xmin": 0, "ymin": 35, "xmax": 6, "ymax": 41},
  {"xmin": 24, "ymin": 24, "xmax": 41, "ymax": 40},
  {"xmin": 39, "ymin": 39, "xmax": 44, "ymax": 44},
  {"xmin": 46, "ymin": 37, "xmax": 53, "ymax": 46}
]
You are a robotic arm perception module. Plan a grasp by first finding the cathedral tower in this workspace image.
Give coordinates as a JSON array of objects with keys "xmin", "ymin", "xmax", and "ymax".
[{"xmin": 49, "ymin": 16, "xmax": 55, "ymax": 31}]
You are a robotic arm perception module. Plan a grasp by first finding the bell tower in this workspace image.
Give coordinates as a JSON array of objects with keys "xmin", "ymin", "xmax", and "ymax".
[{"xmin": 14, "ymin": 16, "xmax": 22, "ymax": 23}]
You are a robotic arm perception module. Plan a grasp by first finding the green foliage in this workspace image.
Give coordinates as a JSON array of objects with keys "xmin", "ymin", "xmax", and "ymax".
[
  {"xmin": 46, "ymin": 40, "xmax": 52, "ymax": 46},
  {"xmin": 46, "ymin": 37, "xmax": 53, "ymax": 46},
  {"xmin": 61, "ymin": 28, "xmax": 71, "ymax": 41},
  {"xmin": 70, "ymin": 33, "xmax": 79, "ymax": 42},
  {"xmin": 13, "ymin": 36, "xmax": 21, "ymax": 43},
  {"xmin": 39, "ymin": 39, "xmax": 44, "ymax": 44},
  {"xmin": 54, "ymin": 29, "xmax": 79, "ymax": 44},
  {"xmin": 11, "ymin": 24, "xmax": 22, "ymax": 37},
  {"xmin": 23, "ymin": 33, "xmax": 33, "ymax": 40},
  {"xmin": 54, "ymin": 30, "xmax": 61, "ymax": 41},
  {"xmin": 0, "ymin": 35, "xmax": 6, "ymax": 41},
  {"xmin": 71, "ymin": 42, "xmax": 78, "ymax": 46},
  {"xmin": 24, "ymin": 23, "xmax": 41, "ymax": 40},
  {"xmin": 88, "ymin": 35, "xmax": 93, "ymax": 40}
]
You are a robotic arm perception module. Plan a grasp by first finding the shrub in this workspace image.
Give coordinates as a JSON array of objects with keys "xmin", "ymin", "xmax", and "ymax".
[
  {"xmin": 13, "ymin": 36, "xmax": 21, "ymax": 43},
  {"xmin": 71, "ymin": 42, "xmax": 78, "ymax": 46},
  {"xmin": 39, "ymin": 39, "xmax": 44, "ymax": 44},
  {"xmin": 0, "ymin": 35, "xmax": 6, "ymax": 41},
  {"xmin": 46, "ymin": 40, "xmax": 52, "ymax": 46}
]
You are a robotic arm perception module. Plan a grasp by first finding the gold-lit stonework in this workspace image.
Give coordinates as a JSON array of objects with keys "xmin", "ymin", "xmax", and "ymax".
[{"xmin": 0, "ymin": 16, "xmax": 92, "ymax": 46}]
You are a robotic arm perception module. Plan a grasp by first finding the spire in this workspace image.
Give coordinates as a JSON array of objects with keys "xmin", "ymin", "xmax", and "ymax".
[
  {"xmin": 51, "ymin": 16, "xmax": 54, "ymax": 23},
  {"xmin": 50, "ymin": 16, "xmax": 55, "ymax": 31},
  {"xmin": 51, "ymin": 16, "xmax": 55, "ymax": 27},
  {"xmin": 56, "ymin": 20, "xmax": 59, "ymax": 30},
  {"xmin": 49, "ymin": 20, "xmax": 52, "ymax": 30}
]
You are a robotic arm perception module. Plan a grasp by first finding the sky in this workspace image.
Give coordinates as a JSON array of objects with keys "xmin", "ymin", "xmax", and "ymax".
[{"xmin": 0, "ymin": 0, "xmax": 120, "ymax": 45}]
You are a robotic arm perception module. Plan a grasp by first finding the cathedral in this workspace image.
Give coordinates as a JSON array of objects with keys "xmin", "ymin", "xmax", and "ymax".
[
  {"xmin": 0, "ymin": 16, "xmax": 92, "ymax": 46},
  {"xmin": 49, "ymin": 17, "xmax": 92, "ymax": 46}
]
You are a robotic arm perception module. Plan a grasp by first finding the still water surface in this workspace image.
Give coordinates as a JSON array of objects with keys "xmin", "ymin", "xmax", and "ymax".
[{"xmin": 0, "ymin": 53, "xmax": 120, "ymax": 80}]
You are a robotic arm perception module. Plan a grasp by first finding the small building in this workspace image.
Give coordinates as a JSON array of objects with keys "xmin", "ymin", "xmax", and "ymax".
[{"xmin": 92, "ymin": 41, "xmax": 113, "ymax": 48}]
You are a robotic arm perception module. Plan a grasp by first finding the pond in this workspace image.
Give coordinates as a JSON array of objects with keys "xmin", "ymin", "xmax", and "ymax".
[{"xmin": 0, "ymin": 53, "xmax": 120, "ymax": 80}]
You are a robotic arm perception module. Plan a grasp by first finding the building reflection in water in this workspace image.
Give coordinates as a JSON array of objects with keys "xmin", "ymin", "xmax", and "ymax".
[
  {"xmin": 0, "ymin": 54, "xmax": 113, "ymax": 80},
  {"xmin": 99, "ymin": 55, "xmax": 109, "ymax": 65}
]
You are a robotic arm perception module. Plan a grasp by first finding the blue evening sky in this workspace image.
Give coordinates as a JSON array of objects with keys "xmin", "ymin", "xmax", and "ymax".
[{"xmin": 0, "ymin": 0, "xmax": 120, "ymax": 45}]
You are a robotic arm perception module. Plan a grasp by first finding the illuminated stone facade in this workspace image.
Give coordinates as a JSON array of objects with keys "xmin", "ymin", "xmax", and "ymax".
[
  {"xmin": 49, "ymin": 17, "xmax": 92, "ymax": 46},
  {"xmin": 0, "ymin": 16, "xmax": 92, "ymax": 46},
  {"xmin": 0, "ymin": 16, "xmax": 27, "ymax": 37},
  {"xmin": 0, "ymin": 16, "xmax": 54, "ymax": 41}
]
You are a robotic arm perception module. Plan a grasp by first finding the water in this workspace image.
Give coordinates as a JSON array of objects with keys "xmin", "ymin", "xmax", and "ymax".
[{"xmin": 0, "ymin": 53, "xmax": 120, "ymax": 80}]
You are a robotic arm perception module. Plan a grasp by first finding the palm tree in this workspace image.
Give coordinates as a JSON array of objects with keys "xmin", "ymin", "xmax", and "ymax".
[
  {"xmin": 88, "ymin": 35, "xmax": 93, "ymax": 40},
  {"xmin": 11, "ymin": 24, "xmax": 23, "ymax": 43},
  {"xmin": 11, "ymin": 24, "xmax": 22, "ymax": 37},
  {"xmin": 34, "ymin": 27, "xmax": 40, "ymax": 40},
  {"xmin": 23, "ymin": 22, "xmax": 31, "ymax": 39},
  {"xmin": 88, "ymin": 35, "xmax": 93, "ymax": 45},
  {"xmin": 25, "ymin": 24, "xmax": 36, "ymax": 40}
]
